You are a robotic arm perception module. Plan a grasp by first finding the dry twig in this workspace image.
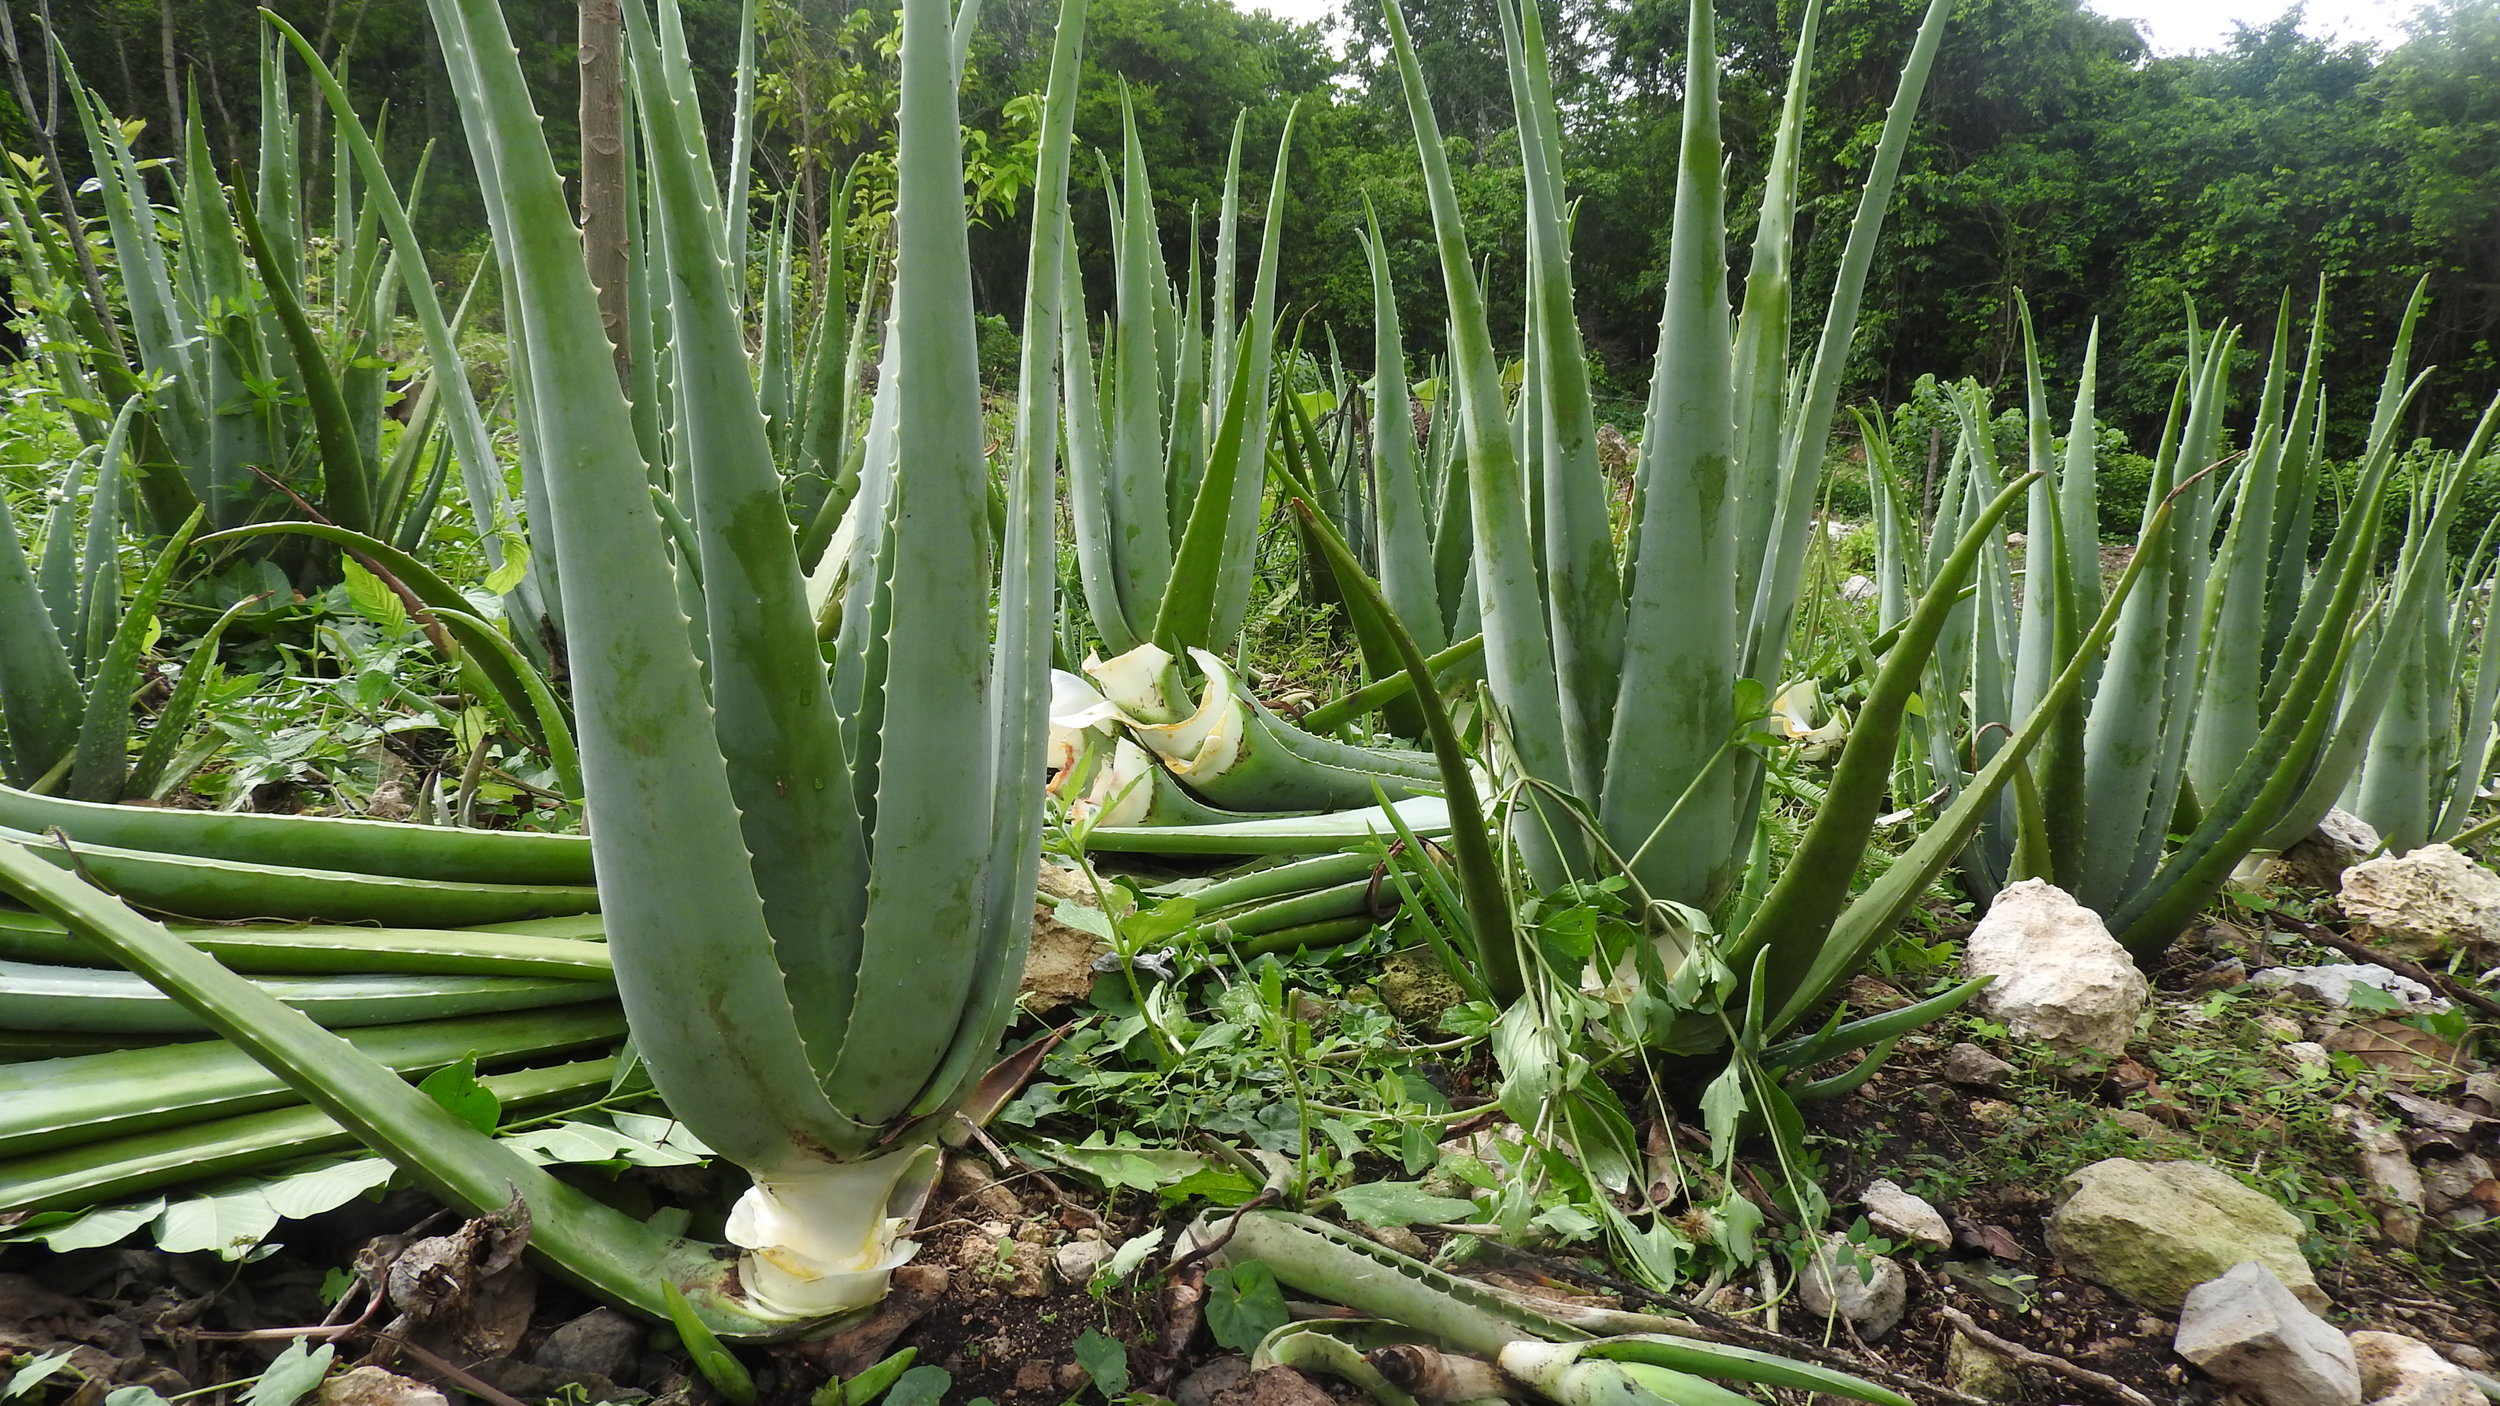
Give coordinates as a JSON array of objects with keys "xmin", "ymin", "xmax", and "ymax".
[{"xmin": 1939, "ymin": 1307, "xmax": 2159, "ymax": 1406}]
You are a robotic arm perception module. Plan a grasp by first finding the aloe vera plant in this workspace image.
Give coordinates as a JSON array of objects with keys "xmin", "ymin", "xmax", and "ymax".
[
  {"xmin": 1062, "ymin": 105, "xmax": 1291, "ymax": 662},
  {"xmin": 1894, "ymin": 293, "xmax": 2500, "ymax": 951},
  {"xmin": 0, "ymin": 0, "xmax": 1082, "ymax": 1336},
  {"xmin": 1383, "ymin": 0, "xmax": 1951, "ymax": 917}
]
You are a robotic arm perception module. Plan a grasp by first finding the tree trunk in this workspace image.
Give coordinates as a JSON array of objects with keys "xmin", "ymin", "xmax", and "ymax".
[
  {"xmin": 156, "ymin": 0, "xmax": 180, "ymax": 167},
  {"xmin": 0, "ymin": 1, "xmax": 124, "ymax": 357},
  {"xmin": 578, "ymin": 0, "xmax": 631, "ymax": 383}
]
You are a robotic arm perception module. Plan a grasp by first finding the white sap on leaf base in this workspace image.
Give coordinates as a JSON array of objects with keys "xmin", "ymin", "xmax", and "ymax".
[{"xmin": 723, "ymin": 1144, "xmax": 940, "ymax": 1317}]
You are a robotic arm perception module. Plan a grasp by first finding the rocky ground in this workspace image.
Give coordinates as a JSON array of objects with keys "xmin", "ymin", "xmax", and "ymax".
[{"xmin": 2, "ymin": 812, "xmax": 2495, "ymax": 1406}]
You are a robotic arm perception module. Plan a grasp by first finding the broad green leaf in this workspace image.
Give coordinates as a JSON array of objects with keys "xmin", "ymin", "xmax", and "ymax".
[
  {"xmin": 1074, "ymin": 1331, "xmax": 1128, "ymax": 1398},
  {"xmin": 1203, "ymin": 1261, "xmax": 1291, "ymax": 1352},
  {"xmin": 1332, "ymin": 1180, "xmax": 1477, "ymax": 1229},
  {"xmin": 4, "ymin": 1350, "xmax": 75, "ymax": 1402},
  {"xmin": 883, "ymin": 1366, "xmax": 951, "ymax": 1406},
  {"xmin": 417, "ymin": 1056, "xmax": 500, "ymax": 1134},
  {"xmin": 6, "ymin": 1198, "xmax": 165, "ymax": 1253},
  {"xmin": 153, "ymin": 1188, "xmax": 280, "ymax": 1259},
  {"xmin": 244, "ymin": 1342, "xmax": 334, "ymax": 1406},
  {"xmin": 258, "ymin": 1158, "xmax": 396, "ymax": 1220}
]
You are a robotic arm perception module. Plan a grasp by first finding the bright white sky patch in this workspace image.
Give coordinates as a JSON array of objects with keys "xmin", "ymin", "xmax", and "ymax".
[
  {"xmin": 1228, "ymin": 0, "xmax": 2428, "ymax": 56},
  {"xmin": 2082, "ymin": 0, "xmax": 2422, "ymax": 53}
]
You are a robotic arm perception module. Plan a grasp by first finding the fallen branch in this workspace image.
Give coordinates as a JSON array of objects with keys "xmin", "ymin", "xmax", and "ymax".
[
  {"xmin": 2286, "ymin": 920, "xmax": 2500, "ymax": 1021},
  {"xmin": 1939, "ymin": 1307, "xmax": 2159, "ymax": 1406}
]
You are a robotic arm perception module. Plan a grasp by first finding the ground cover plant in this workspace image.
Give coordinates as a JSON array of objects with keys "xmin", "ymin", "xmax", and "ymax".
[{"xmin": 1, "ymin": 0, "xmax": 2498, "ymax": 1402}]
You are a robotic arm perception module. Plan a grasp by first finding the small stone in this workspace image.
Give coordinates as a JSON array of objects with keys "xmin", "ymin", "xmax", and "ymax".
[
  {"xmin": 2285, "ymin": 1042, "xmax": 2333, "ymax": 1073},
  {"xmin": 1840, "ymin": 574, "xmax": 1879, "ymax": 602},
  {"xmin": 2349, "ymin": 1331, "xmax": 2477, "ymax": 1406},
  {"xmin": 1013, "ymin": 1360, "xmax": 1056, "ymax": 1392},
  {"xmin": 1961, "ymin": 880, "xmax": 2149, "ymax": 1057},
  {"xmin": 2174, "ymin": 1262, "xmax": 2360, "ymax": 1406},
  {"xmin": 2336, "ymin": 1110, "xmax": 2425, "ymax": 1248},
  {"xmin": 531, "ymin": 1309, "xmax": 642, "ymax": 1382},
  {"xmin": 2259, "ymin": 1014, "xmax": 2307, "ymax": 1042},
  {"xmin": 1946, "ymin": 1334, "xmax": 2023, "ymax": 1399},
  {"xmin": 1941, "ymin": 1043, "xmax": 2016, "ymax": 1089},
  {"xmin": 1176, "ymin": 1356, "xmax": 1254, "ymax": 1406},
  {"xmin": 2278, "ymin": 810, "xmax": 2384, "ymax": 889},
  {"xmin": 1022, "ymin": 862, "xmax": 1111, "ymax": 1009},
  {"xmin": 939, "ymin": 1157, "xmax": 1025, "ymax": 1220},
  {"xmin": 318, "ymin": 1368, "xmax": 449, "ymax": 1406},
  {"xmin": 1795, "ymin": 1232, "xmax": 1907, "ymax": 1340},
  {"xmin": 2340, "ymin": 844, "xmax": 2500, "ymax": 964},
  {"xmin": 1053, "ymin": 1238, "xmax": 1113, "ymax": 1286},
  {"xmin": 1210, "ymin": 1367, "xmax": 1339, "ymax": 1406},
  {"xmin": 2250, "ymin": 964, "xmax": 2449, "ymax": 1014},
  {"xmin": 1364, "ymin": 1225, "xmax": 1428, "ymax": 1258},
  {"xmin": 1970, "ymin": 1100, "xmax": 2016, "ymax": 1128},
  {"xmin": 2442, "ymin": 1344, "xmax": 2490, "ymax": 1372},
  {"xmin": 2109, "ymin": 1109, "xmax": 2167, "ymax": 1139},
  {"xmin": 1861, "ymin": 1179, "xmax": 1951, "ymax": 1251},
  {"xmin": 1940, "ymin": 1258, "xmax": 2032, "ymax": 1311},
  {"xmin": 1056, "ymin": 1362, "xmax": 1091, "ymax": 1394},
  {"xmin": 2048, "ymin": 1159, "xmax": 2324, "ymax": 1310}
]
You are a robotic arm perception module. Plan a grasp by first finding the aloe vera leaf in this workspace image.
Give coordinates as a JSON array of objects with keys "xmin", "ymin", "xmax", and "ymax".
[
  {"xmin": 1501, "ymin": 0, "xmax": 1622, "ymax": 807},
  {"xmin": 1744, "ymin": 0, "xmax": 1953, "ymax": 685},
  {"xmin": 1206, "ymin": 107, "xmax": 1296, "ymax": 651},
  {"xmin": 1103, "ymin": 103, "xmax": 1174, "ymax": 634},
  {"xmin": 0, "ymin": 822, "xmax": 596, "ymax": 926},
  {"xmin": 1358, "ymin": 208, "xmax": 1442, "ymax": 659},
  {"xmin": 921, "ymin": 0, "xmax": 1085, "ymax": 1129},
  {"xmin": 0, "ymin": 782, "xmax": 590, "ymax": 886},
  {"xmin": 1603, "ymin": 0, "xmax": 1741, "ymax": 910},
  {"xmin": 0, "ymin": 1006, "xmax": 625, "ymax": 1157},
  {"xmin": 0, "ymin": 488, "xmax": 84, "ymax": 786},
  {"xmin": 0, "ymin": 1057, "xmax": 609, "ymax": 1215},
  {"xmin": 1188, "ymin": 852, "xmax": 1381, "ymax": 910},
  {"xmin": 68, "ymin": 510, "xmax": 201, "ymax": 803},
  {"xmin": 1062, "ymin": 232, "xmax": 1135, "ymax": 652},
  {"xmin": 1221, "ymin": 1209, "xmax": 1575, "ymax": 1360},
  {"xmin": 1579, "ymin": 1336, "xmax": 1911, "ymax": 1406},
  {"xmin": 0, "ymin": 960, "xmax": 610, "ymax": 1035},
  {"xmin": 0, "ymin": 908, "xmax": 611, "ymax": 980},
  {"xmin": 1084, "ymin": 798, "xmax": 1452, "ymax": 855},
  {"xmin": 1382, "ymin": 0, "xmax": 1578, "ymax": 888},
  {"xmin": 621, "ymin": 0, "xmax": 868, "ymax": 1056}
]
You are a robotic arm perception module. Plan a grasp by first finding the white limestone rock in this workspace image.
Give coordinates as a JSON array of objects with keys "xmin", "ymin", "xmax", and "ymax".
[
  {"xmin": 2340, "ymin": 844, "xmax": 2500, "ymax": 964},
  {"xmin": 1861, "ymin": 1178, "xmax": 1952, "ymax": 1251},
  {"xmin": 1961, "ymin": 880, "xmax": 2148, "ymax": 1057},
  {"xmin": 1796, "ymin": 1232, "xmax": 1908, "ymax": 1340},
  {"xmin": 2174, "ymin": 1262, "xmax": 2360, "ymax": 1406},
  {"xmin": 2350, "ymin": 1331, "xmax": 2479, "ymax": 1406}
]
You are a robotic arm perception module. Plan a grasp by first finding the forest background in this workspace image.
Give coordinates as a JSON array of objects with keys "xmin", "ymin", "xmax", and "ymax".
[{"xmin": 9, "ymin": 0, "xmax": 2498, "ymax": 460}]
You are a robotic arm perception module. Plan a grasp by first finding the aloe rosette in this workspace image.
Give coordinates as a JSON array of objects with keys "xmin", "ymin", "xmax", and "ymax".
[{"xmin": 0, "ymin": 0, "xmax": 1082, "ymax": 1335}]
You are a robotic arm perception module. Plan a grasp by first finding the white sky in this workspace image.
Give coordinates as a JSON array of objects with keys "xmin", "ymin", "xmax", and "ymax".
[{"xmin": 1233, "ymin": 0, "xmax": 2427, "ymax": 56}]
